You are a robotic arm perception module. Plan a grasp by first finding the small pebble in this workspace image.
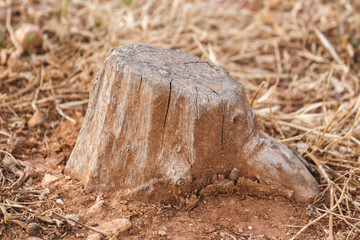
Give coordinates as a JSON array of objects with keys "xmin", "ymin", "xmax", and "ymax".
[
  {"xmin": 86, "ymin": 233, "xmax": 102, "ymax": 240},
  {"xmin": 41, "ymin": 174, "xmax": 59, "ymax": 187},
  {"xmin": 217, "ymin": 174, "xmax": 225, "ymax": 180},
  {"xmin": 75, "ymin": 233, "xmax": 86, "ymax": 238},
  {"xmin": 15, "ymin": 23, "xmax": 43, "ymax": 52},
  {"xmin": 229, "ymin": 167, "xmax": 240, "ymax": 181},
  {"xmin": 26, "ymin": 223, "xmax": 42, "ymax": 236},
  {"xmin": 56, "ymin": 199, "xmax": 64, "ymax": 205},
  {"xmin": 28, "ymin": 111, "xmax": 44, "ymax": 128},
  {"xmin": 211, "ymin": 174, "xmax": 218, "ymax": 183},
  {"xmin": 88, "ymin": 197, "xmax": 104, "ymax": 214},
  {"xmin": 97, "ymin": 218, "xmax": 132, "ymax": 235},
  {"xmin": 158, "ymin": 231, "xmax": 167, "ymax": 236},
  {"xmin": 152, "ymin": 217, "xmax": 161, "ymax": 224}
]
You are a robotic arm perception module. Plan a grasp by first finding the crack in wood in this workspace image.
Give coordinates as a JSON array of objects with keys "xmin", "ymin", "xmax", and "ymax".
[
  {"xmin": 163, "ymin": 81, "xmax": 172, "ymax": 129},
  {"xmin": 138, "ymin": 76, "xmax": 143, "ymax": 92},
  {"xmin": 209, "ymin": 88, "xmax": 225, "ymax": 148},
  {"xmin": 162, "ymin": 80, "xmax": 173, "ymax": 146},
  {"xmin": 221, "ymin": 100, "xmax": 225, "ymax": 149},
  {"xmin": 194, "ymin": 86, "xmax": 199, "ymax": 118}
]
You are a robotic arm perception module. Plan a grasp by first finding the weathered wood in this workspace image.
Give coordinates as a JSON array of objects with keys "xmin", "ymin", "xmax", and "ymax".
[{"xmin": 65, "ymin": 44, "xmax": 319, "ymax": 203}]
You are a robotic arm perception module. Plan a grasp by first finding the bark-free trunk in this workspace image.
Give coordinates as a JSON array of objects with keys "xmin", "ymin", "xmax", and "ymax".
[{"xmin": 65, "ymin": 44, "xmax": 319, "ymax": 203}]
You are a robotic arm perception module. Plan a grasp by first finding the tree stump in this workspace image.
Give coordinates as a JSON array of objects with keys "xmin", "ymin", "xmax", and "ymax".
[{"xmin": 65, "ymin": 44, "xmax": 319, "ymax": 203}]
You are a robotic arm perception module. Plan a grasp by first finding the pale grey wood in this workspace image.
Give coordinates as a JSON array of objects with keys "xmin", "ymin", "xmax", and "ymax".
[{"xmin": 65, "ymin": 44, "xmax": 319, "ymax": 203}]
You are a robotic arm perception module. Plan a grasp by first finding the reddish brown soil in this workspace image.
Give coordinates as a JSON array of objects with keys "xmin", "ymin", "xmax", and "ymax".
[{"xmin": 7, "ymin": 108, "xmax": 327, "ymax": 240}]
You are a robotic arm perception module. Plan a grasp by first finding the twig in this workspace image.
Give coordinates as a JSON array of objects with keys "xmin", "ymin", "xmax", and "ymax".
[
  {"xmin": 329, "ymin": 186, "xmax": 334, "ymax": 240},
  {"xmin": 8, "ymin": 165, "xmax": 29, "ymax": 189},
  {"xmin": 55, "ymin": 105, "xmax": 76, "ymax": 123},
  {"xmin": 322, "ymin": 68, "xmax": 334, "ymax": 124},
  {"xmin": 5, "ymin": 0, "xmax": 22, "ymax": 56},
  {"xmin": 305, "ymin": 153, "xmax": 333, "ymax": 187},
  {"xmin": 0, "ymin": 130, "xmax": 12, "ymax": 138},
  {"xmin": 192, "ymin": 34, "xmax": 210, "ymax": 61},
  {"xmin": 31, "ymin": 88, "xmax": 40, "ymax": 112},
  {"xmin": 250, "ymin": 81, "xmax": 265, "ymax": 106},
  {"xmin": 314, "ymin": 27, "xmax": 346, "ymax": 70},
  {"xmin": 52, "ymin": 211, "xmax": 108, "ymax": 236},
  {"xmin": 313, "ymin": 106, "xmax": 342, "ymax": 151},
  {"xmin": 10, "ymin": 220, "xmax": 26, "ymax": 229},
  {"xmin": 0, "ymin": 204, "xmax": 11, "ymax": 223},
  {"xmin": 268, "ymin": 79, "xmax": 285, "ymax": 138},
  {"xmin": 0, "ymin": 149, "xmax": 19, "ymax": 166},
  {"xmin": 0, "ymin": 150, "xmax": 29, "ymax": 189},
  {"xmin": 276, "ymin": 120, "xmax": 360, "ymax": 146},
  {"xmin": 2, "ymin": 202, "xmax": 35, "ymax": 212},
  {"xmin": 273, "ymin": 40, "xmax": 282, "ymax": 75},
  {"xmin": 58, "ymin": 99, "xmax": 89, "ymax": 109}
]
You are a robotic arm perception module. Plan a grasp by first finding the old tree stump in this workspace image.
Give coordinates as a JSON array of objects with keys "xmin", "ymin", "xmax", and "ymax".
[{"xmin": 66, "ymin": 44, "xmax": 319, "ymax": 203}]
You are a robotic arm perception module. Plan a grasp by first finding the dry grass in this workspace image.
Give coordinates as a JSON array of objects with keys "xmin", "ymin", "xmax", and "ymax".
[{"xmin": 0, "ymin": 0, "xmax": 360, "ymax": 239}]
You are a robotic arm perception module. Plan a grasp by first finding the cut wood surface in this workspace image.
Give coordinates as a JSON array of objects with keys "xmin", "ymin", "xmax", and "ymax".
[{"xmin": 65, "ymin": 44, "xmax": 319, "ymax": 203}]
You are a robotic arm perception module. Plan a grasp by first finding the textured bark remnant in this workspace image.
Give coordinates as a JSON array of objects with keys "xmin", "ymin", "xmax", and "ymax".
[{"xmin": 65, "ymin": 44, "xmax": 319, "ymax": 203}]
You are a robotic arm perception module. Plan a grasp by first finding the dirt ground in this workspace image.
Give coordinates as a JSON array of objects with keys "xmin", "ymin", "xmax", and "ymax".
[
  {"xmin": 4, "ymin": 113, "xmax": 328, "ymax": 240},
  {"xmin": 1, "ymin": 0, "xmax": 360, "ymax": 239}
]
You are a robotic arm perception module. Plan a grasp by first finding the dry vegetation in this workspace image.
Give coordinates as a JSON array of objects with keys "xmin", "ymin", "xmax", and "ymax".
[{"xmin": 0, "ymin": 0, "xmax": 360, "ymax": 239}]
